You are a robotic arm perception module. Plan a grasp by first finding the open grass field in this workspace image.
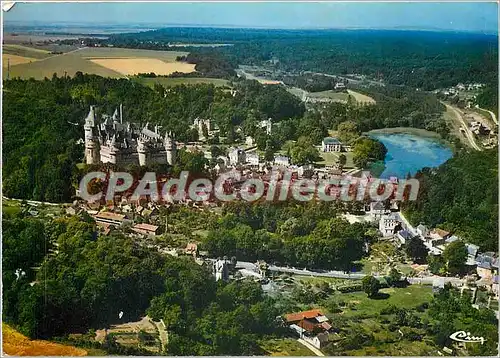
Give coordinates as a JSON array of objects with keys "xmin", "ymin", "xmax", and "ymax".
[
  {"xmin": 4, "ymin": 46, "xmax": 191, "ymax": 80},
  {"xmin": 2, "ymin": 323, "xmax": 88, "ymax": 356},
  {"xmin": 259, "ymin": 338, "xmax": 313, "ymax": 356},
  {"xmin": 3, "ymin": 44, "xmax": 51, "ymax": 59},
  {"xmin": 3, "ymin": 53, "xmax": 37, "ymax": 66},
  {"xmin": 327, "ymin": 285, "xmax": 433, "ymax": 318},
  {"xmin": 134, "ymin": 76, "xmax": 230, "ymax": 88},
  {"xmin": 89, "ymin": 58, "xmax": 195, "ymax": 76},
  {"xmin": 317, "ymin": 150, "xmax": 355, "ymax": 168},
  {"xmin": 2, "ymin": 198, "xmax": 22, "ymax": 216},
  {"xmin": 308, "ymin": 90, "xmax": 350, "ymax": 102},
  {"xmin": 347, "ymin": 89, "xmax": 377, "ymax": 104}
]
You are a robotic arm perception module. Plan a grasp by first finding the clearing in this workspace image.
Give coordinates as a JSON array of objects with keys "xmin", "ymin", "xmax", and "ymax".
[
  {"xmin": 347, "ymin": 89, "xmax": 376, "ymax": 105},
  {"xmin": 2, "ymin": 323, "xmax": 87, "ymax": 356},
  {"xmin": 89, "ymin": 58, "xmax": 195, "ymax": 76},
  {"xmin": 317, "ymin": 151, "xmax": 354, "ymax": 168}
]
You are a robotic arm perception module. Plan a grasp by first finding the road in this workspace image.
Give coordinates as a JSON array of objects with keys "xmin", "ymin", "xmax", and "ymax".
[
  {"xmin": 442, "ymin": 101, "xmax": 482, "ymax": 151},
  {"xmin": 476, "ymin": 106, "xmax": 498, "ymax": 125},
  {"xmin": 297, "ymin": 339, "xmax": 325, "ymax": 356},
  {"xmin": 231, "ymin": 259, "xmax": 468, "ymax": 286}
]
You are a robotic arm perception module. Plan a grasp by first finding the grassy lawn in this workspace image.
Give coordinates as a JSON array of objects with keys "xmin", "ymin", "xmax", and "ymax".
[
  {"xmin": 317, "ymin": 151, "xmax": 354, "ymax": 168},
  {"xmin": 134, "ymin": 76, "xmax": 230, "ymax": 88},
  {"xmin": 259, "ymin": 338, "xmax": 313, "ymax": 356},
  {"xmin": 2, "ymin": 199, "xmax": 22, "ymax": 216},
  {"xmin": 328, "ymin": 285, "xmax": 433, "ymax": 318},
  {"xmin": 308, "ymin": 90, "xmax": 350, "ymax": 102},
  {"xmin": 347, "ymin": 89, "xmax": 376, "ymax": 105}
]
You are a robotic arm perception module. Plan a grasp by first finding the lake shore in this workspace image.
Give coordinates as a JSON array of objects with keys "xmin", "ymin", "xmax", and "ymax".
[{"xmin": 365, "ymin": 127, "xmax": 444, "ymax": 139}]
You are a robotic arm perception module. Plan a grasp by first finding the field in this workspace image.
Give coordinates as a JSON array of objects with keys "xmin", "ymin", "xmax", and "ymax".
[
  {"xmin": 2, "ymin": 323, "xmax": 88, "ymax": 356},
  {"xmin": 5, "ymin": 46, "xmax": 190, "ymax": 80},
  {"xmin": 3, "ymin": 44, "xmax": 52, "ymax": 59},
  {"xmin": 308, "ymin": 90, "xmax": 350, "ymax": 102},
  {"xmin": 347, "ymin": 89, "xmax": 377, "ymax": 104},
  {"xmin": 134, "ymin": 76, "xmax": 230, "ymax": 88},
  {"xmin": 3, "ymin": 54, "xmax": 37, "ymax": 66},
  {"xmin": 89, "ymin": 58, "xmax": 195, "ymax": 76}
]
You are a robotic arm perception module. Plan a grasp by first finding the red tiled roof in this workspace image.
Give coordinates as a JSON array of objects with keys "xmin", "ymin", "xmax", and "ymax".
[
  {"xmin": 284, "ymin": 309, "xmax": 323, "ymax": 323},
  {"xmin": 432, "ymin": 228, "xmax": 450, "ymax": 238}
]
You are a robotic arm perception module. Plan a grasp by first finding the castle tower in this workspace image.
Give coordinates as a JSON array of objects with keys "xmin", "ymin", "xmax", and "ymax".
[
  {"xmin": 164, "ymin": 131, "xmax": 176, "ymax": 166},
  {"xmin": 137, "ymin": 138, "xmax": 149, "ymax": 167},
  {"xmin": 84, "ymin": 106, "xmax": 100, "ymax": 164}
]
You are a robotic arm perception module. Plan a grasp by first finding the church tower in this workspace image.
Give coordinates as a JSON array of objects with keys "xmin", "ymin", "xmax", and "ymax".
[
  {"xmin": 84, "ymin": 106, "xmax": 100, "ymax": 165},
  {"xmin": 164, "ymin": 131, "xmax": 176, "ymax": 166}
]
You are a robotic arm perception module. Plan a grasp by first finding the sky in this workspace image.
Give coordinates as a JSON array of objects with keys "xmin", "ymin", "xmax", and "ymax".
[{"xmin": 3, "ymin": 2, "xmax": 499, "ymax": 34}]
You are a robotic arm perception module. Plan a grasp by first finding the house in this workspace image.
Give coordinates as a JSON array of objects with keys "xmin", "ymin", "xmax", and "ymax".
[
  {"xmin": 322, "ymin": 137, "xmax": 343, "ymax": 152},
  {"xmin": 465, "ymin": 243, "xmax": 479, "ymax": 266},
  {"xmin": 132, "ymin": 223, "xmax": 159, "ymax": 236},
  {"xmin": 424, "ymin": 228, "xmax": 450, "ymax": 248},
  {"xmin": 334, "ymin": 82, "xmax": 346, "ymax": 90},
  {"xmin": 416, "ymin": 224, "xmax": 429, "ymax": 237},
  {"xmin": 476, "ymin": 252, "xmax": 499, "ymax": 279},
  {"xmin": 379, "ymin": 213, "xmax": 402, "ymax": 237},
  {"xmin": 214, "ymin": 258, "xmax": 229, "ymax": 281},
  {"xmin": 246, "ymin": 152, "xmax": 260, "ymax": 166},
  {"xmin": 367, "ymin": 201, "xmax": 388, "ymax": 220},
  {"xmin": 229, "ymin": 147, "xmax": 246, "ymax": 166},
  {"xmin": 94, "ymin": 212, "xmax": 127, "ymax": 227},
  {"xmin": 284, "ymin": 309, "xmax": 332, "ymax": 334},
  {"xmin": 274, "ymin": 155, "xmax": 290, "ymax": 167}
]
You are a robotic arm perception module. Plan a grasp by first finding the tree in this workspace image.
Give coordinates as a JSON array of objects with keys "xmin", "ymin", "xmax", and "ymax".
[
  {"xmin": 387, "ymin": 267, "xmax": 402, "ymax": 286},
  {"xmin": 337, "ymin": 121, "xmax": 360, "ymax": 145},
  {"xmin": 405, "ymin": 236, "xmax": 428, "ymax": 263},
  {"xmin": 338, "ymin": 153, "xmax": 347, "ymax": 169},
  {"xmin": 352, "ymin": 137, "xmax": 387, "ymax": 169},
  {"xmin": 362, "ymin": 275, "xmax": 380, "ymax": 298},
  {"xmin": 289, "ymin": 136, "xmax": 320, "ymax": 165},
  {"xmin": 443, "ymin": 241, "xmax": 467, "ymax": 275}
]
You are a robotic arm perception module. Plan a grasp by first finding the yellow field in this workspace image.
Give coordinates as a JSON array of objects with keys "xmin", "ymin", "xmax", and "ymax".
[
  {"xmin": 2, "ymin": 323, "xmax": 87, "ymax": 356},
  {"xmin": 3, "ymin": 54, "xmax": 37, "ymax": 66},
  {"xmin": 347, "ymin": 89, "xmax": 376, "ymax": 104},
  {"xmin": 89, "ymin": 58, "xmax": 196, "ymax": 76}
]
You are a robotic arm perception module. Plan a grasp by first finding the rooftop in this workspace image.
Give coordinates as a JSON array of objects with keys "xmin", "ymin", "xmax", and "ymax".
[
  {"xmin": 284, "ymin": 309, "xmax": 324, "ymax": 322},
  {"xmin": 95, "ymin": 212, "xmax": 125, "ymax": 222},
  {"xmin": 323, "ymin": 137, "xmax": 341, "ymax": 145},
  {"xmin": 133, "ymin": 223, "xmax": 159, "ymax": 232}
]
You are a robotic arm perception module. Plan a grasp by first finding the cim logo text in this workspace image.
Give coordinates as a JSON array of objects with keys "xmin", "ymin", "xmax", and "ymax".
[{"xmin": 449, "ymin": 331, "xmax": 486, "ymax": 345}]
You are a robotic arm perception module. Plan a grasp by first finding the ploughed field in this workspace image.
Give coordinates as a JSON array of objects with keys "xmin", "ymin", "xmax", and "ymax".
[{"xmin": 3, "ymin": 46, "xmax": 191, "ymax": 79}]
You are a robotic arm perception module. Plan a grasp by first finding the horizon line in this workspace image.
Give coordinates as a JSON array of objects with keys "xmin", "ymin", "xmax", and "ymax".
[{"xmin": 3, "ymin": 21, "xmax": 498, "ymax": 36}]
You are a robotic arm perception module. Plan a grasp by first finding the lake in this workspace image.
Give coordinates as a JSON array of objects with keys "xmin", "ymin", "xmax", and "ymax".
[{"xmin": 367, "ymin": 132, "xmax": 453, "ymax": 179}]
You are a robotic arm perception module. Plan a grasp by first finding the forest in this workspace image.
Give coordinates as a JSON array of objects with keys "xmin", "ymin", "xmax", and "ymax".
[
  {"xmin": 402, "ymin": 148, "xmax": 498, "ymax": 251},
  {"xmin": 2, "ymin": 215, "xmax": 282, "ymax": 355},
  {"xmin": 105, "ymin": 27, "xmax": 498, "ymax": 91}
]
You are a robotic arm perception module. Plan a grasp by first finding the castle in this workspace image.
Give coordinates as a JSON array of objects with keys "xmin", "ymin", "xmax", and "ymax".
[{"xmin": 84, "ymin": 105, "xmax": 177, "ymax": 167}]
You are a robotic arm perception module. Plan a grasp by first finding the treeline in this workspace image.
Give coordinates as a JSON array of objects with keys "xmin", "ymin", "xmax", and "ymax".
[
  {"xmin": 402, "ymin": 148, "xmax": 498, "ymax": 251},
  {"xmin": 3, "ymin": 215, "xmax": 281, "ymax": 355},
  {"xmin": 202, "ymin": 201, "xmax": 376, "ymax": 271}
]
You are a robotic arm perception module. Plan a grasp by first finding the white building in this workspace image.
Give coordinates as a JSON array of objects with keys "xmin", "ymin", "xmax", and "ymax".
[
  {"xmin": 322, "ymin": 137, "xmax": 343, "ymax": 152},
  {"xmin": 274, "ymin": 155, "xmax": 290, "ymax": 167},
  {"xmin": 246, "ymin": 152, "xmax": 260, "ymax": 166},
  {"xmin": 259, "ymin": 118, "xmax": 272, "ymax": 135},
  {"xmin": 379, "ymin": 213, "xmax": 401, "ymax": 237},
  {"xmin": 368, "ymin": 201, "xmax": 388, "ymax": 221}
]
